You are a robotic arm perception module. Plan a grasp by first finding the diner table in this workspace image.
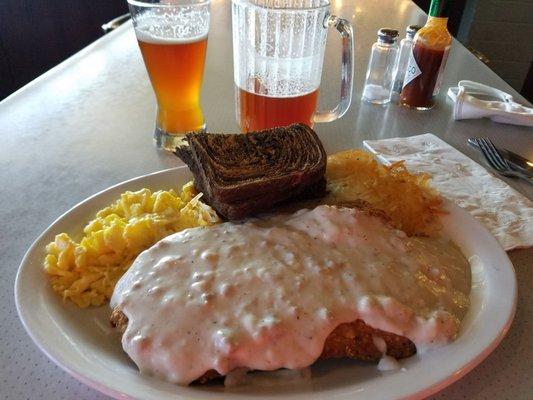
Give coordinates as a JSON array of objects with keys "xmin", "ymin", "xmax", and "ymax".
[{"xmin": 1, "ymin": 0, "xmax": 531, "ymax": 398}]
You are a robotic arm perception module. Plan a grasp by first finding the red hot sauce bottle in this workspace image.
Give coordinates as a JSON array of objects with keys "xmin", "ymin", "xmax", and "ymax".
[{"xmin": 400, "ymin": 0, "xmax": 452, "ymax": 110}]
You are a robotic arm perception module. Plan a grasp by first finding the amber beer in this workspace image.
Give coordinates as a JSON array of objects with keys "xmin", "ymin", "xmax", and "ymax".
[
  {"xmin": 136, "ymin": 33, "xmax": 207, "ymax": 133},
  {"xmin": 237, "ymin": 89, "xmax": 318, "ymax": 132}
]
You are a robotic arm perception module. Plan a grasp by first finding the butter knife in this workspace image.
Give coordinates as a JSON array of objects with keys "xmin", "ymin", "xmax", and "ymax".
[{"xmin": 467, "ymin": 138, "xmax": 533, "ymax": 176}]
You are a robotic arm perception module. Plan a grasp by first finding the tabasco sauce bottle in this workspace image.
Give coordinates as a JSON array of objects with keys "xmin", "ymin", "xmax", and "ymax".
[{"xmin": 400, "ymin": 0, "xmax": 452, "ymax": 109}]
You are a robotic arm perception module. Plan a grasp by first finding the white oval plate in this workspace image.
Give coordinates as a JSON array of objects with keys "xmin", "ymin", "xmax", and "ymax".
[{"xmin": 15, "ymin": 166, "xmax": 517, "ymax": 400}]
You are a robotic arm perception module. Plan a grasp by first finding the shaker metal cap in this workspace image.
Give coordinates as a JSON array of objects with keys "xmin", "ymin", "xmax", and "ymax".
[
  {"xmin": 377, "ymin": 28, "xmax": 399, "ymax": 44},
  {"xmin": 406, "ymin": 24, "xmax": 422, "ymax": 39}
]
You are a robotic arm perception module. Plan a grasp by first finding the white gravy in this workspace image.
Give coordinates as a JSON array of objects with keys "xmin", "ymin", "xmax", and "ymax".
[{"xmin": 111, "ymin": 205, "xmax": 470, "ymax": 385}]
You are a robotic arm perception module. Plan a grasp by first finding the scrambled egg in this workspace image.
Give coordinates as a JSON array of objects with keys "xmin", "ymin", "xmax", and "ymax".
[{"xmin": 44, "ymin": 183, "xmax": 220, "ymax": 308}]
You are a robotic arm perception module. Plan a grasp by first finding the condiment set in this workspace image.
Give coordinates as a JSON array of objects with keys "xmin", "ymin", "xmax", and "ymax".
[{"xmin": 362, "ymin": 0, "xmax": 451, "ymax": 109}]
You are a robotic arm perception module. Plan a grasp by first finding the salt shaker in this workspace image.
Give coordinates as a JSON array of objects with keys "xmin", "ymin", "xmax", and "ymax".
[
  {"xmin": 362, "ymin": 28, "xmax": 399, "ymax": 105},
  {"xmin": 392, "ymin": 25, "xmax": 421, "ymax": 93}
]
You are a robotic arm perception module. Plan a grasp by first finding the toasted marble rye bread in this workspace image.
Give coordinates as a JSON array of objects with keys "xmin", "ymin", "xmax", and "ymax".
[
  {"xmin": 174, "ymin": 124, "xmax": 327, "ymax": 220},
  {"xmin": 110, "ymin": 309, "xmax": 416, "ymax": 383}
]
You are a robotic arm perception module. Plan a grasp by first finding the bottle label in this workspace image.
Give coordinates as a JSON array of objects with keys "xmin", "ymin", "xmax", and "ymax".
[
  {"xmin": 403, "ymin": 49, "xmax": 422, "ymax": 89},
  {"xmin": 433, "ymin": 46, "xmax": 451, "ymax": 96}
]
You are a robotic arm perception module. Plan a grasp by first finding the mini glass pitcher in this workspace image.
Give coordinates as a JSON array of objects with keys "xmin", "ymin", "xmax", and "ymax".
[{"xmin": 232, "ymin": 0, "xmax": 354, "ymax": 132}]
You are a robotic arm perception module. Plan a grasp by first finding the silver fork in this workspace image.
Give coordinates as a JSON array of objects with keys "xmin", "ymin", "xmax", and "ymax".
[{"xmin": 474, "ymin": 137, "xmax": 532, "ymax": 184}]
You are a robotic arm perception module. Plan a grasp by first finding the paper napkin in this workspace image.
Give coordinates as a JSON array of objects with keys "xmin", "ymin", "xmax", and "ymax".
[{"xmin": 364, "ymin": 133, "xmax": 533, "ymax": 251}]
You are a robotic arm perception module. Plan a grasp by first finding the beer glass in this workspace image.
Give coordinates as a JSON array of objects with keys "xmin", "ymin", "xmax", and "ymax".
[
  {"xmin": 232, "ymin": 0, "xmax": 354, "ymax": 132},
  {"xmin": 128, "ymin": 0, "xmax": 210, "ymax": 150}
]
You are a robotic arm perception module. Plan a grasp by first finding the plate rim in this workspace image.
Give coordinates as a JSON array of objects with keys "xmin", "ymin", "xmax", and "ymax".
[
  {"xmin": 14, "ymin": 166, "xmax": 518, "ymax": 400},
  {"xmin": 14, "ymin": 167, "xmax": 184, "ymax": 399}
]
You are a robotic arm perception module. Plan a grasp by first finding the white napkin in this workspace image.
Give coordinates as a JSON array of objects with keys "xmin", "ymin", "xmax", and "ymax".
[
  {"xmin": 364, "ymin": 133, "xmax": 533, "ymax": 251},
  {"xmin": 447, "ymin": 80, "xmax": 533, "ymax": 127}
]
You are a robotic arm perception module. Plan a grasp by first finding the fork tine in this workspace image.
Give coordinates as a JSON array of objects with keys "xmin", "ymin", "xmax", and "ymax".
[
  {"xmin": 479, "ymin": 138, "xmax": 507, "ymax": 170},
  {"xmin": 482, "ymin": 138, "xmax": 510, "ymax": 169},
  {"xmin": 477, "ymin": 138, "xmax": 504, "ymax": 171},
  {"xmin": 474, "ymin": 138, "xmax": 532, "ymax": 183},
  {"xmin": 477, "ymin": 138, "xmax": 501, "ymax": 169}
]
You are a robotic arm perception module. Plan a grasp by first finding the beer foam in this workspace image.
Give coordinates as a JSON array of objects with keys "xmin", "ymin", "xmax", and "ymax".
[
  {"xmin": 234, "ymin": 53, "xmax": 323, "ymax": 97},
  {"xmin": 236, "ymin": 84, "xmax": 317, "ymax": 98},
  {"xmin": 135, "ymin": 24, "xmax": 208, "ymax": 45},
  {"xmin": 134, "ymin": 9, "xmax": 209, "ymax": 44}
]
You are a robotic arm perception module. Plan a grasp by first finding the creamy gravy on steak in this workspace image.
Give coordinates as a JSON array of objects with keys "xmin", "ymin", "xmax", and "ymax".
[{"xmin": 111, "ymin": 205, "xmax": 471, "ymax": 384}]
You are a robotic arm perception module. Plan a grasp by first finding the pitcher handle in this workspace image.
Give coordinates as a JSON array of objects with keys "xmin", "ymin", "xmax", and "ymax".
[{"xmin": 313, "ymin": 15, "xmax": 354, "ymax": 124}]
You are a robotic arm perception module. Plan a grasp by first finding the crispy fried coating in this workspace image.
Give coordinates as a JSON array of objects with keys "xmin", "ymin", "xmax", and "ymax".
[
  {"xmin": 110, "ymin": 310, "xmax": 416, "ymax": 383},
  {"xmin": 109, "ymin": 203, "xmax": 420, "ymax": 382}
]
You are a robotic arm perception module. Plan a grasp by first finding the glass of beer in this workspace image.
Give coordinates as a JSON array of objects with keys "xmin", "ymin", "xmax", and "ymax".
[
  {"xmin": 232, "ymin": 0, "xmax": 354, "ymax": 132},
  {"xmin": 127, "ymin": 0, "xmax": 210, "ymax": 150}
]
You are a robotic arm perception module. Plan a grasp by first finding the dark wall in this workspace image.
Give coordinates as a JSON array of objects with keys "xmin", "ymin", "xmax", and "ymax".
[
  {"xmin": 0, "ymin": 0, "xmax": 467, "ymax": 101},
  {"xmin": 0, "ymin": 0, "xmax": 127, "ymax": 100},
  {"xmin": 413, "ymin": 0, "xmax": 466, "ymax": 36}
]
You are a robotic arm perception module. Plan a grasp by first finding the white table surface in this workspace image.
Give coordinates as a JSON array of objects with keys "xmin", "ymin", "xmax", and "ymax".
[{"xmin": 1, "ymin": 0, "xmax": 532, "ymax": 398}]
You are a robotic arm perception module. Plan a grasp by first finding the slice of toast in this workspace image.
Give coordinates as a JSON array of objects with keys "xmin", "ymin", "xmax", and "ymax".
[{"xmin": 174, "ymin": 124, "xmax": 327, "ymax": 219}]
